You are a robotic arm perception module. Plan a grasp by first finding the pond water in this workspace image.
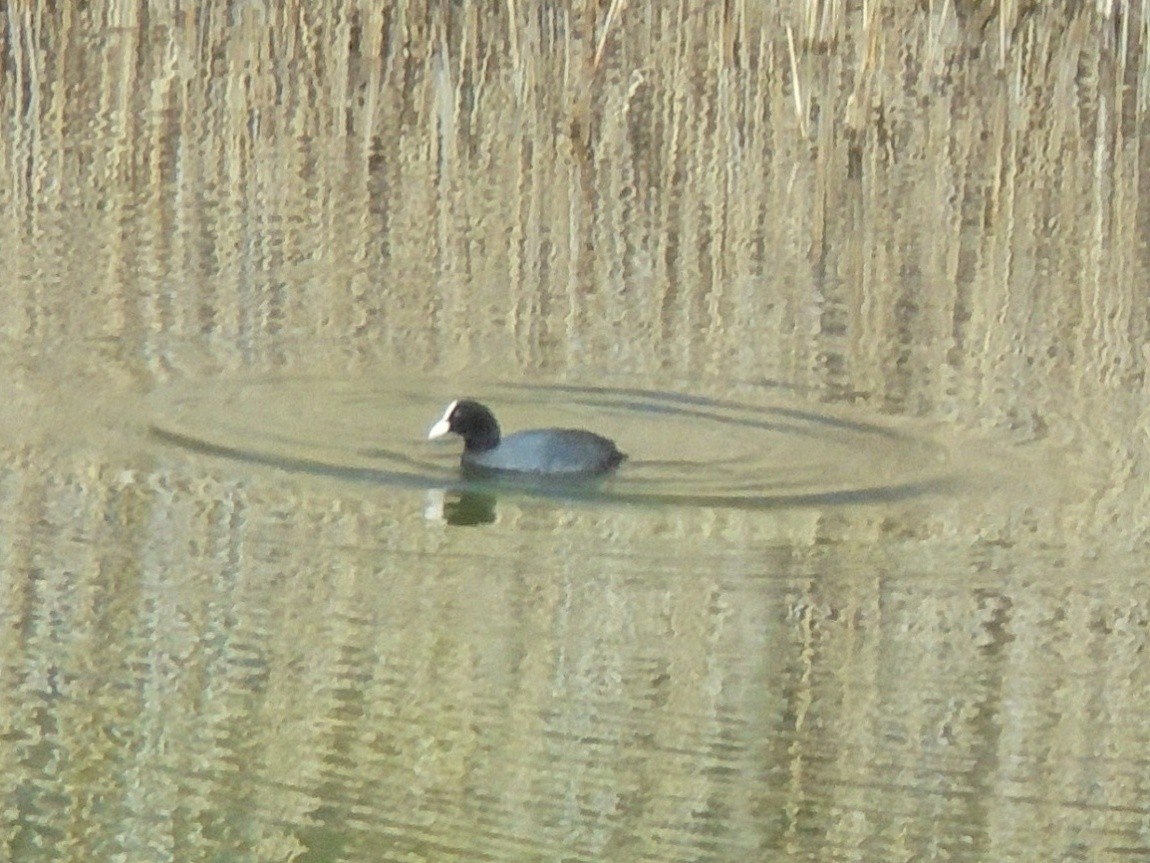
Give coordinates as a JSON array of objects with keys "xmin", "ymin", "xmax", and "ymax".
[
  {"xmin": 3, "ymin": 4, "xmax": 1150, "ymax": 862},
  {"xmin": 149, "ymin": 376, "xmax": 951, "ymax": 509}
]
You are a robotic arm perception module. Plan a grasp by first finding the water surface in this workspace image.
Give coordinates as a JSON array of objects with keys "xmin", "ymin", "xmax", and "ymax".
[
  {"xmin": 3, "ymin": 4, "xmax": 1150, "ymax": 862},
  {"xmin": 148, "ymin": 375, "xmax": 952, "ymax": 509}
]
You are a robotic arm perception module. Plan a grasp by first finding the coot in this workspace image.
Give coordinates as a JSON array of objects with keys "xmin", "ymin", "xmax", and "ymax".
[{"xmin": 428, "ymin": 399, "xmax": 626, "ymax": 477}]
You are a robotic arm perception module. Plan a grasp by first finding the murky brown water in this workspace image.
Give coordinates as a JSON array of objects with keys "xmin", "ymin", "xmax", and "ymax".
[{"xmin": 3, "ymin": 3, "xmax": 1150, "ymax": 862}]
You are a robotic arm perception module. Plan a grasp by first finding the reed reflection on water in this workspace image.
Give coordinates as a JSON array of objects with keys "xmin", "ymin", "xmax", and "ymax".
[{"xmin": 2, "ymin": 2, "xmax": 1150, "ymax": 861}]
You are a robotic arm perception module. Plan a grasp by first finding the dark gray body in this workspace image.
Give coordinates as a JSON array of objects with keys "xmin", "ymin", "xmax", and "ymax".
[{"xmin": 462, "ymin": 428, "xmax": 625, "ymax": 476}]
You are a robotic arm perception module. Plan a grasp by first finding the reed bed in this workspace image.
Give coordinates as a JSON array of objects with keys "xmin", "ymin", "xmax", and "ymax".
[
  {"xmin": 3, "ymin": 0, "xmax": 1149, "ymax": 523},
  {"xmin": 1, "ymin": 6, "xmax": 1150, "ymax": 861}
]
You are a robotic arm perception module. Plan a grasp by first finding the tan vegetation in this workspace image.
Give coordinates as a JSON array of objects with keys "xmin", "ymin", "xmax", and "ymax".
[{"xmin": 1, "ymin": 4, "xmax": 1149, "ymax": 860}]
